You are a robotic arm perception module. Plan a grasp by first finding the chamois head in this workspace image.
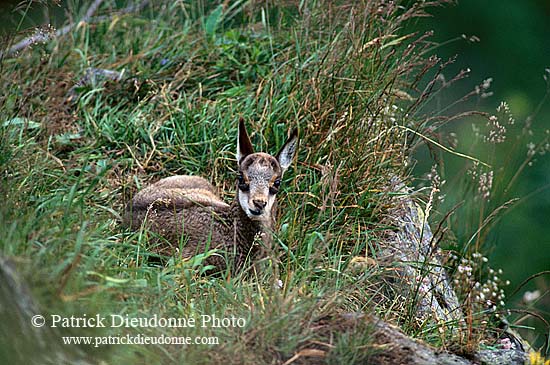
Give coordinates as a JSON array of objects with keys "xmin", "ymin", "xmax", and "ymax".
[{"xmin": 236, "ymin": 119, "xmax": 298, "ymax": 221}]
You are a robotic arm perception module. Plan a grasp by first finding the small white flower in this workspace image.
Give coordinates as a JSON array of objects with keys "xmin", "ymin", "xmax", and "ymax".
[
  {"xmin": 523, "ymin": 290, "xmax": 541, "ymax": 303},
  {"xmin": 500, "ymin": 338, "xmax": 512, "ymax": 350}
]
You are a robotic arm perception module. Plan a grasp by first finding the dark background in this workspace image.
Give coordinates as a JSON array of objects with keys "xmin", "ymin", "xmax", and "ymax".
[{"xmin": 416, "ymin": 0, "xmax": 550, "ymax": 302}]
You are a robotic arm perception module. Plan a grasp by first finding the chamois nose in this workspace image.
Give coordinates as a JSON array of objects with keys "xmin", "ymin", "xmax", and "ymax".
[{"xmin": 252, "ymin": 199, "xmax": 267, "ymax": 211}]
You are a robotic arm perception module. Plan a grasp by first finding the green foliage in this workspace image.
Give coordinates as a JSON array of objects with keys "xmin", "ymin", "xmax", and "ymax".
[
  {"xmin": 416, "ymin": 2, "xmax": 550, "ymax": 334},
  {"xmin": 3, "ymin": 0, "xmax": 541, "ymax": 363}
]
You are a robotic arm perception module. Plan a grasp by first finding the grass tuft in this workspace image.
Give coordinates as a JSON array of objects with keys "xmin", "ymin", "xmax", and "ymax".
[{"xmin": 2, "ymin": 0, "xmax": 545, "ymax": 363}]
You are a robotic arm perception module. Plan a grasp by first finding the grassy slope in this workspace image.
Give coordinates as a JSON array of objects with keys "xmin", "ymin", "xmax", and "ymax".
[{"xmin": 0, "ymin": 0, "xmax": 517, "ymax": 364}]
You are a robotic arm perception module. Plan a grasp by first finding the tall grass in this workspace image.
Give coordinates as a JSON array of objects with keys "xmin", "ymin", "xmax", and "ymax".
[{"xmin": 2, "ymin": 0, "xmax": 540, "ymax": 363}]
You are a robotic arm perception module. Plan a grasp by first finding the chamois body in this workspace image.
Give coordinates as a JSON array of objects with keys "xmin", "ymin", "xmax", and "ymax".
[{"xmin": 124, "ymin": 121, "xmax": 298, "ymax": 270}]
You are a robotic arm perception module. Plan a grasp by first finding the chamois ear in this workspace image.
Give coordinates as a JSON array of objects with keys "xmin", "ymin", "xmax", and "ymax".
[
  {"xmin": 276, "ymin": 128, "xmax": 298, "ymax": 173},
  {"xmin": 237, "ymin": 118, "xmax": 254, "ymax": 165}
]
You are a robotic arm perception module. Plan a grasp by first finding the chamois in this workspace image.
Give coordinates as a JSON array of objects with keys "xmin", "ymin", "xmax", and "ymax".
[{"xmin": 124, "ymin": 120, "xmax": 298, "ymax": 270}]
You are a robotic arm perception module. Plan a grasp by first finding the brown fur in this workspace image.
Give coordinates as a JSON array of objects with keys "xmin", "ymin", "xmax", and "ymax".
[
  {"xmin": 124, "ymin": 178, "xmax": 265, "ymax": 270},
  {"xmin": 123, "ymin": 122, "xmax": 298, "ymax": 271}
]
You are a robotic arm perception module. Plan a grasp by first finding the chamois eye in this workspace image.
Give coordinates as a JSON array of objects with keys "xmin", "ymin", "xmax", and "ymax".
[
  {"xmin": 269, "ymin": 179, "xmax": 281, "ymax": 195},
  {"xmin": 238, "ymin": 173, "xmax": 250, "ymax": 192}
]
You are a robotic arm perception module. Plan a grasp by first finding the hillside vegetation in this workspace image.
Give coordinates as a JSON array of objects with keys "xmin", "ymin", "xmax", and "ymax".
[{"xmin": 0, "ymin": 1, "xmax": 537, "ymax": 364}]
